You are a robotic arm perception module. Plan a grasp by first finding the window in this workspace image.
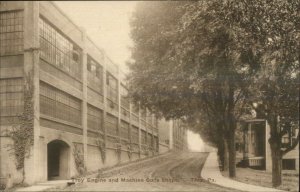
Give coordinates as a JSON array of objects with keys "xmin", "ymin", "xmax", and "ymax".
[
  {"xmin": 131, "ymin": 113, "xmax": 139, "ymax": 123},
  {"xmin": 39, "ymin": 18, "xmax": 82, "ymax": 80},
  {"xmin": 106, "ymin": 73, "xmax": 118, "ymax": 103},
  {"xmin": 87, "ymin": 56, "xmax": 103, "ymax": 78},
  {"xmin": 120, "ymin": 85, "xmax": 130, "ymax": 110},
  {"xmin": 141, "ymin": 108, "xmax": 146, "ymax": 121},
  {"xmin": 282, "ymin": 159, "xmax": 296, "ymax": 170},
  {"xmin": 106, "ymin": 114, "xmax": 118, "ymax": 136},
  {"xmin": 131, "ymin": 126, "xmax": 139, "ymax": 144},
  {"xmin": 141, "ymin": 130, "xmax": 147, "ymax": 144},
  {"xmin": 132, "ymin": 104, "xmax": 139, "ymax": 114},
  {"xmin": 153, "ymin": 136, "xmax": 158, "ymax": 152},
  {"xmin": 40, "ymin": 118, "xmax": 82, "ymax": 135},
  {"xmin": 87, "ymin": 105, "xmax": 103, "ymax": 133},
  {"xmin": 87, "ymin": 55, "xmax": 103, "ymax": 94},
  {"xmin": 0, "ymin": 11, "xmax": 23, "ymax": 56},
  {"xmin": 121, "ymin": 108, "xmax": 130, "ymax": 118},
  {"xmin": 147, "ymin": 133, "xmax": 153, "ymax": 147},
  {"xmin": 40, "ymin": 82, "xmax": 81, "ymax": 125},
  {"xmin": 120, "ymin": 121, "xmax": 129, "ymax": 140},
  {"xmin": 131, "ymin": 104, "xmax": 139, "ymax": 122},
  {"xmin": 0, "ymin": 78, "xmax": 24, "ymax": 124}
]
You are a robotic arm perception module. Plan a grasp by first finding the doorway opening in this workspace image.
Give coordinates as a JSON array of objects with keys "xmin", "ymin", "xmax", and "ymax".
[{"xmin": 47, "ymin": 140, "xmax": 70, "ymax": 180}]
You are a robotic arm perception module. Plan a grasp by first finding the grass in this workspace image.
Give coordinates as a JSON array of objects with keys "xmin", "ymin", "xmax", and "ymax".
[{"xmin": 221, "ymin": 168, "xmax": 299, "ymax": 192}]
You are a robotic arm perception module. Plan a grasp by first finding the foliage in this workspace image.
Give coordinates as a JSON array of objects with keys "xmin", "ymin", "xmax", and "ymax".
[
  {"xmin": 127, "ymin": 143, "xmax": 132, "ymax": 160},
  {"xmin": 128, "ymin": 1, "xmax": 195, "ymax": 118},
  {"xmin": 73, "ymin": 143, "xmax": 86, "ymax": 175},
  {"xmin": 96, "ymin": 138, "xmax": 106, "ymax": 164},
  {"xmin": 116, "ymin": 143, "xmax": 122, "ymax": 163},
  {"xmin": 128, "ymin": 0, "xmax": 299, "ymax": 185},
  {"xmin": 224, "ymin": 0, "xmax": 300, "ymax": 186},
  {"xmin": 128, "ymin": 0, "xmax": 256, "ymax": 177},
  {"xmin": 7, "ymin": 75, "xmax": 34, "ymax": 172}
]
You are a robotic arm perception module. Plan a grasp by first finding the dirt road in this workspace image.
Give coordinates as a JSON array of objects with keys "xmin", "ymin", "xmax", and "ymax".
[{"xmin": 63, "ymin": 152, "xmax": 241, "ymax": 191}]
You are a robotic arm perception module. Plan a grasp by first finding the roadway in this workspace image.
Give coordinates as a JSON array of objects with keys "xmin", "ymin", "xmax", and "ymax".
[{"xmin": 63, "ymin": 152, "xmax": 241, "ymax": 191}]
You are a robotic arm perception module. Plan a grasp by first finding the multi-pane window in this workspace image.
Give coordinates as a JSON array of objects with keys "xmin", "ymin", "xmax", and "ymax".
[
  {"xmin": 153, "ymin": 126, "xmax": 158, "ymax": 134},
  {"xmin": 0, "ymin": 11, "xmax": 23, "ymax": 56},
  {"xmin": 141, "ymin": 108, "xmax": 146, "ymax": 121},
  {"xmin": 120, "ymin": 121, "xmax": 129, "ymax": 140},
  {"xmin": 106, "ymin": 58, "xmax": 118, "ymax": 75},
  {"xmin": 106, "ymin": 73, "xmax": 118, "ymax": 103},
  {"xmin": 120, "ymin": 85, "xmax": 129, "ymax": 110},
  {"xmin": 39, "ymin": 18, "xmax": 82, "ymax": 80},
  {"xmin": 40, "ymin": 118, "xmax": 82, "ymax": 135},
  {"xmin": 141, "ymin": 130, "xmax": 147, "ymax": 145},
  {"xmin": 131, "ymin": 113, "xmax": 138, "ymax": 123},
  {"xmin": 146, "ymin": 123, "xmax": 151, "ymax": 132},
  {"xmin": 106, "ymin": 113, "xmax": 118, "ymax": 136},
  {"xmin": 131, "ymin": 126, "xmax": 139, "ymax": 144},
  {"xmin": 0, "ymin": 78, "xmax": 23, "ymax": 125},
  {"xmin": 132, "ymin": 104, "xmax": 139, "ymax": 115},
  {"xmin": 87, "ymin": 55, "xmax": 103, "ymax": 94},
  {"xmin": 131, "ymin": 104, "xmax": 139, "ymax": 122},
  {"xmin": 147, "ymin": 133, "xmax": 153, "ymax": 148},
  {"xmin": 153, "ymin": 116, "xmax": 158, "ymax": 126},
  {"xmin": 154, "ymin": 136, "xmax": 159, "ymax": 152},
  {"xmin": 40, "ymin": 82, "xmax": 81, "ymax": 125},
  {"xmin": 121, "ymin": 86, "xmax": 130, "ymax": 118},
  {"xmin": 87, "ymin": 55, "xmax": 103, "ymax": 79},
  {"xmin": 151, "ymin": 115, "xmax": 155, "ymax": 126},
  {"xmin": 146, "ymin": 112, "xmax": 152, "ymax": 124},
  {"xmin": 87, "ymin": 105, "xmax": 103, "ymax": 133}
]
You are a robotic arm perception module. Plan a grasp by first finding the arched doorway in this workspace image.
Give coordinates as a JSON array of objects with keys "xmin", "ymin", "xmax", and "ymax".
[{"xmin": 47, "ymin": 140, "xmax": 70, "ymax": 180}]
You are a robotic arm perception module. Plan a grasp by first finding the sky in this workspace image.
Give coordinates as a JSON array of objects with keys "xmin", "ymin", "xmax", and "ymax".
[
  {"xmin": 187, "ymin": 130, "xmax": 205, "ymax": 152},
  {"xmin": 55, "ymin": 1, "xmax": 205, "ymax": 151},
  {"xmin": 54, "ymin": 1, "xmax": 137, "ymax": 74}
]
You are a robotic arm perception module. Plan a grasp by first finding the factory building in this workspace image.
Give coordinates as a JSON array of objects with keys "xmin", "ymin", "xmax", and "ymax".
[{"xmin": 0, "ymin": 2, "xmax": 187, "ymax": 186}]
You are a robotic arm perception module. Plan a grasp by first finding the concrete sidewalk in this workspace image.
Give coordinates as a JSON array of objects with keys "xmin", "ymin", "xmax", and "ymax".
[
  {"xmin": 15, "ymin": 180, "xmax": 72, "ymax": 191},
  {"xmin": 201, "ymin": 152, "xmax": 285, "ymax": 192}
]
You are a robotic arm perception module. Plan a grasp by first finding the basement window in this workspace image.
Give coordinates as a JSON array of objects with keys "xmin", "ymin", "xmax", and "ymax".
[{"xmin": 282, "ymin": 159, "xmax": 296, "ymax": 170}]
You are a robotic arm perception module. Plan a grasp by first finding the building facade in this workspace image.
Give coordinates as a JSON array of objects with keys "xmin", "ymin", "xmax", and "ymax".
[
  {"xmin": 0, "ymin": 1, "xmax": 187, "ymax": 186},
  {"xmin": 158, "ymin": 118, "xmax": 188, "ymax": 152},
  {"xmin": 171, "ymin": 119, "xmax": 188, "ymax": 151},
  {"xmin": 240, "ymin": 119, "xmax": 299, "ymax": 172}
]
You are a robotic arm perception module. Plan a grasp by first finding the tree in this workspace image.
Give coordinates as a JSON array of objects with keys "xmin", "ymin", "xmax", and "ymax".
[
  {"xmin": 184, "ymin": 110, "xmax": 229, "ymax": 171},
  {"xmin": 128, "ymin": 1, "xmax": 254, "ymax": 178},
  {"xmin": 223, "ymin": 0, "xmax": 300, "ymax": 186},
  {"xmin": 128, "ymin": 0, "xmax": 299, "ymax": 185}
]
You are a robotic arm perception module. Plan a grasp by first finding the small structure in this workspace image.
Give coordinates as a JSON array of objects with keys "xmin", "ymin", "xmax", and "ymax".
[
  {"xmin": 240, "ymin": 119, "xmax": 299, "ymax": 172},
  {"xmin": 158, "ymin": 118, "xmax": 188, "ymax": 153}
]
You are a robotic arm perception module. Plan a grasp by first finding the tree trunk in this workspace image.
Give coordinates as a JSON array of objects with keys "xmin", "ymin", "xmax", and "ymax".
[
  {"xmin": 268, "ymin": 115, "xmax": 283, "ymax": 187},
  {"xmin": 218, "ymin": 138, "xmax": 229, "ymax": 171},
  {"xmin": 217, "ymin": 144, "xmax": 223, "ymax": 167},
  {"xmin": 271, "ymin": 150, "xmax": 282, "ymax": 187},
  {"xmin": 227, "ymin": 127, "xmax": 236, "ymax": 178},
  {"xmin": 227, "ymin": 85, "xmax": 236, "ymax": 178},
  {"xmin": 223, "ymin": 138, "xmax": 229, "ymax": 171},
  {"xmin": 269, "ymin": 137, "xmax": 282, "ymax": 187}
]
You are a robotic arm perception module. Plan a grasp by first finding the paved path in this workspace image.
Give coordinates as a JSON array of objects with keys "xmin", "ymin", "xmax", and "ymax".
[
  {"xmin": 201, "ymin": 152, "xmax": 285, "ymax": 192},
  {"xmin": 59, "ymin": 152, "xmax": 241, "ymax": 191},
  {"xmin": 17, "ymin": 151, "xmax": 285, "ymax": 192}
]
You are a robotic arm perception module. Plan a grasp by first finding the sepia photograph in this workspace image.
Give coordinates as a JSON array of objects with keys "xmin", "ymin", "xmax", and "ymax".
[{"xmin": 0, "ymin": 1, "xmax": 299, "ymax": 191}]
